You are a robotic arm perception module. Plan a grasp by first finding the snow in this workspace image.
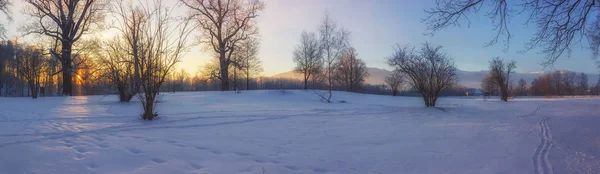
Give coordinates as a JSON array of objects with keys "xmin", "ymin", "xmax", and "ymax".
[{"xmin": 1, "ymin": 90, "xmax": 599, "ymax": 174}]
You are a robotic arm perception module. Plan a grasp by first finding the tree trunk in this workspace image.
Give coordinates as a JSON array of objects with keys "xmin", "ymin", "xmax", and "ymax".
[
  {"xmin": 303, "ymin": 73, "xmax": 308, "ymax": 90},
  {"xmin": 422, "ymin": 94, "xmax": 430, "ymax": 107},
  {"xmin": 29, "ymin": 83, "xmax": 37, "ymax": 99},
  {"xmin": 219, "ymin": 60, "xmax": 229, "ymax": 91},
  {"xmin": 61, "ymin": 42, "xmax": 73, "ymax": 96},
  {"xmin": 233, "ymin": 65, "xmax": 238, "ymax": 92},
  {"xmin": 143, "ymin": 96, "xmax": 156, "ymax": 120},
  {"xmin": 246, "ymin": 73, "xmax": 250, "ymax": 90}
]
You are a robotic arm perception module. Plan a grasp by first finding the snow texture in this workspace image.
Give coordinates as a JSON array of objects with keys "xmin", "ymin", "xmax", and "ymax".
[{"xmin": 0, "ymin": 90, "xmax": 599, "ymax": 174}]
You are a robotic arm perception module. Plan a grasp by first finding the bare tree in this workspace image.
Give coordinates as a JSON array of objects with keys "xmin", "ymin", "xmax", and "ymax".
[
  {"xmin": 385, "ymin": 70, "xmax": 403, "ymax": 96},
  {"xmin": 518, "ymin": 78, "xmax": 527, "ymax": 96},
  {"xmin": 180, "ymin": 0, "xmax": 264, "ymax": 91},
  {"xmin": 111, "ymin": 1, "xmax": 151, "ymax": 96},
  {"xmin": 293, "ymin": 31, "xmax": 322, "ymax": 90},
  {"xmin": 576, "ymin": 72, "xmax": 588, "ymax": 95},
  {"xmin": 317, "ymin": 13, "xmax": 349, "ymax": 103},
  {"xmin": 11, "ymin": 44, "xmax": 44, "ymax": 99},
  {"xmin": 0, "ymin": 0, "xmax": 12, "ymax": 38},
  {"xmin": 22, "ymin": 0, "xmax": 108, "ymax": 96},
  {"xmin": 551, "ymin": 71, "xmax": 563, "ymax": 96},
  {"xmin": 98, "ymin": 38, "xmax": 136, "ymax": 102},
  {"xmin": 388, "ymin": 43, "xmax": 457, "ymax": 107},
  {"xmin": 424, "ymin": 0, "xmax": 599, "ymax": 66},
  {"xmin": 237, "ymin": 37, "xmax": 262, "ymax": 90},
  {"xmin": 562, "ymin": 71, "xmax": 577, "ymax": 95},
  {"xmin": 488, "ymin": 57, "xmax": 516, "ymax": 101},
  {"xmin": 334, "ymin": 47, "xmax": 368, "ymax": 92},
  {"xmin": 134, "ymin": 0, "xmax": 194, "ymax": 120},
  {"xmin": 482, "ymin": 74, "xmax": 498, "ymax": 96}
]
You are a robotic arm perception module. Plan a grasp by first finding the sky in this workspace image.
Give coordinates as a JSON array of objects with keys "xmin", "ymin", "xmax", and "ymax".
[{"xmin": 2, "ymin": 0, "xmax": 600, "ymax": 76}]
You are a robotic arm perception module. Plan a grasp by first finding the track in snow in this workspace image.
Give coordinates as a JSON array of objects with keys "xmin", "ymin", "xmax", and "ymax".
[{"xmin": 533, "ymin": 116, "xmax": 554, "ymax": 174}]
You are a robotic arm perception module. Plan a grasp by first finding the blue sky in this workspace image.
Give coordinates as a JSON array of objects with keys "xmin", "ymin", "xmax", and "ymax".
[{"xmin": 2, "ymin": 0, "xmax": 599, "ymax": 76}]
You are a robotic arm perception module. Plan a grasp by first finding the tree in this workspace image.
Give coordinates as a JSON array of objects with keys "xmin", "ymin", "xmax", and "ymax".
[
  {"xmin": 387, "ymin": 43, "xmax": 457, "ymax": 107},
  {"xmin": 134, "ymin": 0, "xmax": 194, "ymax": 120},
  {"xmin": 317, "ymin": 13, "xmax": 350, "ymax": 103},
  {"xmin": 482, "ymin": 74, "xmax": 498, "ymax": 96},
  {"xmin": 0, "ymin": 40, "xmax": 15, "ymax": 96},
  {"xmin": 180, "ymin": 0, "xmax": 265, "ymax": 91},
  {"xmin": 424, "ymin": 0, "xmax": 600, "ymax": 67},
  {"xmin": 23, "ymin": 0, "xmax": 108, "ymax": 96},
  {"xmin": 112, "ymin": 0, "xmax": 150, "ymax": 96},
  {"xmin": 551, "ymin": 71, "xmax": 563, "ymax": 96},
  {"xmin": 518, "ymin": 78, "xmax": 527, "ymax": 96},
  {"xmin": 0, "ymin": 0, "xmax": 12, "ymax": 38},
  {"xmin": 293, "ymin": 31, "xmax": 322, "ymax": 90},
  {"xmin": 334, "ymin": 47, "xmax": 368, "ymax": 92},
  {"xmin": 385, "ymin": 70, "xmax": 403, "ymax": 96},
  {"xmin": 11, "ymin": 44, "xmax": 44, "ymax": 99},
  {"xmin": 99, "ymin": 38, "xmax": 136, "ymax": 102},
  {"xmin": 237, "ymin": 38, "xmax": 262, "ymax": 90},
  {"xmin": 488, "ymin": 57, "xmax": 516, "ymax": 102},
  {"xmin": 576, "ymin": 73, "xmax": 588, "ymax": 95},
  {"xmin": 562, "ymin": 71, "xmax": 577, "ymax": 95}
]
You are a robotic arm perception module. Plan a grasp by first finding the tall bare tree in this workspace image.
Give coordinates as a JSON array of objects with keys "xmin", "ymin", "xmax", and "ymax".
[
  {"xmin": 23, "ymin": 0, "xmax": 108, "ymax": 96},
  {"xmin": 293, "ymin": 31, "xmax": 322, "ymax": 90},
  {"xmin": 334, "ymin": 47, "xmax": 368, "ymax": 92},
  {"xmin": 133, "ymin": 0, "xmax": 194, "ymax": 120},
  {"xmin": 552, "ymin": 71, "xmax": 563, "ymax": 95},
  {"xmin": 385, "ymin": 70, "xmax": 404, "ymax": 96},
  {"xmin": 424, "ymin": 0, "xmax": 600, "ymax": 67},
  {"xmin": 576, "ymin": 72, "xmax": 588, "ymax": 95},
  {"xmin": 237, "ymin": 37, "xmax": 261, "ymax": 90},
  {"xmin": 0, "ymin": 0, "xmax": 12, "ymax": 38},
  {"xmin": 518, "ymin": 78, "xmax": 527, "ymax": 96},
  {"xmin": 563, "ymin": 71, "xmax": 577, "ymax": 95},
  {"xmin": 11, "ymin": 44, "xmax": 44, "ymax": 99},
  {"xmin": 488, "ymin": 57, "xmax": 516, "ymax": 101},
  {"xmin": 180, "ymin": 0, "xmax": 264, "ymax": 91},
  {"xmin": 317, "ymin": 13, "xmax": 349, "ymax": 103},
  {"xmin": 387, "ymin": 43, "xmax": 457, "ymax": 107},
  {"xmin": 98, "ymin": 37, "xmax": 136, "ymax": 102}
]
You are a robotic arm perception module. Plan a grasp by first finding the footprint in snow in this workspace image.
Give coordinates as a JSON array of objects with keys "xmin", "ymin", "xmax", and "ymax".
[
  {"xmin": 285, "ymin": 165, "xmax": 300, "ymax": 171},
  {"xmin": 151, "ymin": 158, "xmax": 167, "ymax": 164},
  {"xmin": 91, "ymin": 136, "xmax": 105, "ymax": 142},
  {"xmin": 210, "ymin": 150, "xmax": 222, "ymax": 154},
  {"xmin": 88, "ymin": 163, "xmax": 98, "ymax": 169},
  {"xmin": 74, "ymin": 147, "xmax": 89, "ymax": 153},
  {"xmin": 194, "ymin": 146, "xmax": 208, "ymax": 150},
  {"xmin": 96, "ymin": 143, "xmax": 110, "ymax": 148},
  {"xmin": 233, "ymin": 152, "xmax": 251, "ymax": 157},
  {"xmin": 75, "ymin": 154, "xmax": 85, "ymax": 160},
  {"xmin": 312, "ymin": 168, "xmax": 329, "ymax": 173},
  {"xmin": 125, "ymin": 147, "xmax": 142, "ymax": 154},
  {"xmin": 189, "ymin": 163, "xmax": 203, "ymax": 170}
]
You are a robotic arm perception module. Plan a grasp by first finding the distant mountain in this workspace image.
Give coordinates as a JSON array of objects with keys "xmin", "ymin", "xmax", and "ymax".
[
  {"xmin": 271, "ymin": 68, "xmax": 599, "ymax": 89},
  {"xmin": 271, "ymin": 67, "xmax": 393, "ymax": 85}
]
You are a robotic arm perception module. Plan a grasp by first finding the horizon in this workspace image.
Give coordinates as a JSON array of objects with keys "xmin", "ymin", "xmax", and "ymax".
[{"xmin": 2, "ymin": 0, "xmax": 600, "ymax": 76}]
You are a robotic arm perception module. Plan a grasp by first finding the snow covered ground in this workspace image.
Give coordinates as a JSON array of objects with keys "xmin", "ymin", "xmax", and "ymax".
[{"xmin": 0, "ymin": 90, "xmax": 599, "ymax": 174}]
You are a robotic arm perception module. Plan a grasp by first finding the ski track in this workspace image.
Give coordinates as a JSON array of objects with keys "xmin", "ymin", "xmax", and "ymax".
[{"xmin": 533, "ymin": 117, "xmax": 554, "ymax": 174}]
